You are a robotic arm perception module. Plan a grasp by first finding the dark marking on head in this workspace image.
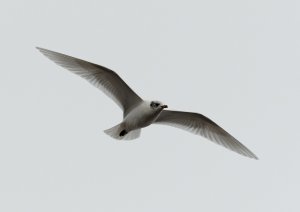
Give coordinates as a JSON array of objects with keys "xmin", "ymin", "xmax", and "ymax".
[{"xmin": 150, "ymin": 101, "xmax": 160, "ymax": 109}]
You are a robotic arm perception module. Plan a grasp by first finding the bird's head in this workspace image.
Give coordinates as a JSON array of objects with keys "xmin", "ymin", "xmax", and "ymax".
[{"xmin": 149, "ymin": 101, "xmax": 168, "ymax": 111}]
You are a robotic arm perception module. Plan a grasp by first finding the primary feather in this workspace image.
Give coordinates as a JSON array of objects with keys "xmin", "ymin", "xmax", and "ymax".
[
  {"xmin": 155, "ymin": 110, "xmax": 258, "ymax": 159},
  {"xmin": 36, "ymin": 47, "xmax": 142, "ymax": 116}
]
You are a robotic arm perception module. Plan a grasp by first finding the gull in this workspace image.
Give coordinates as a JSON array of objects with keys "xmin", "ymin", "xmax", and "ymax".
[{"xmin": 37, "ymin": 47, "xmax": 258, "ymax": 159}]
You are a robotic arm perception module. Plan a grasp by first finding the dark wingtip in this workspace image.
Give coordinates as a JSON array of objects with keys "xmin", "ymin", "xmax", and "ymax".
[
  {"xmin": 36, "ymin": 47, "xmax": 45, "ymax": 53},
  {"xmin": 247, "ymin": 152, "xmax": 259, "ymax": 160}
]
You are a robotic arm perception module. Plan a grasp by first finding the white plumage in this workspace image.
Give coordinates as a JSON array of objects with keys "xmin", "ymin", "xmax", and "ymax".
[{"xmin": 37, "ymin": 47, "xmax": 258, "ymax": 159}]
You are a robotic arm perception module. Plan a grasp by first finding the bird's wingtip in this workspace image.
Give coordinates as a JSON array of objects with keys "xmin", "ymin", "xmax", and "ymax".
[
  {"xmin": 36, "ymin": 47, "xmax": 44, "ymax": 51},
  {"xmin": 248, "ymin": 153, "xmax": 259, "ymax": 160}
]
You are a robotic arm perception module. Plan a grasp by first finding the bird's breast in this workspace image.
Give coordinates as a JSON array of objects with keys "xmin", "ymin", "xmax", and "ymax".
[{"xmin": 124, "ymin": 104, "xmax": 160, "ymax": 130}]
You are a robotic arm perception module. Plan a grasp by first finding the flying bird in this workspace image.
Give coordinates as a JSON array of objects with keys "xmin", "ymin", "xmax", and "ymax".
[{"xmin": 37, "ymin": 47, "xmax": 258, "ymax": 159}]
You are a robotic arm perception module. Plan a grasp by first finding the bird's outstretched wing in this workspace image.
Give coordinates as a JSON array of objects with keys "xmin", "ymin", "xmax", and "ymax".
[
  {"xmin": 37, "ymin": 47, "xmax": 143, "ymax": 116},
  {"xmin": 155, "ymin": 110, "xmax": 258, "ymax": 159}
]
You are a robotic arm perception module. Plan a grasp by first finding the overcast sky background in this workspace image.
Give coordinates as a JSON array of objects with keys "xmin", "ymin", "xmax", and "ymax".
[{"xmin": 1, "ymin": 0, "xmax": 299, "ymax": 211}]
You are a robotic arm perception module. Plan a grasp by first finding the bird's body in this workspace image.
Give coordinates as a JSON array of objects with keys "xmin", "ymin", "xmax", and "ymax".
[
  {"xmin": 123, "ymin": 101, "xmax": 165, "ymax": 130},
  {"xmin": 105, "ymin": 100, "xmax": 167, "ymax": 140},
  {"xmin": 37, "ymin": 47, "xmax": 258, "ymax": 159}
]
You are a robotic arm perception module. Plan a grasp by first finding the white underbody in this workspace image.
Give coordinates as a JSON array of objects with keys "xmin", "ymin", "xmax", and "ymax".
[
  {"xmin": 123, "ymin": 101, "xmax": 162, "ymax": 130},
  {"xmin": 104, "ymin": 101, "xmax": 164, "ymax": 140}
]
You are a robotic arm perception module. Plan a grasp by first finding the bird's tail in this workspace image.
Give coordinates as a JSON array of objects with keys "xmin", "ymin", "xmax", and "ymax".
[{"xmin": 104, "ymin": 123, "xmax": 141, "ymax": 140}]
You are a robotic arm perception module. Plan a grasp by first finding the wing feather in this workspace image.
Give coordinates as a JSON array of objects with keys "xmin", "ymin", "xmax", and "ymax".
[
  {"xmin": 37, "ymin": 47, "xmax": 143, "ymax": 116},
  {"xmin": 155, "ymin": 110, "xmax": 258, "ymax": 159}
]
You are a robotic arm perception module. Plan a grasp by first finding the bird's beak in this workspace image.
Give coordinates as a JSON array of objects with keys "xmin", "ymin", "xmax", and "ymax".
[{"xmin": 161, "ymin": 105, "xmax": 168, "ymax": 109}]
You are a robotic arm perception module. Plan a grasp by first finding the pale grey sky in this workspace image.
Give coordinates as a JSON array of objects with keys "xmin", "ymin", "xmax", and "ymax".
[{"xmin": 1, "ymin": 0, "xmax": 299, "ymax": 211}]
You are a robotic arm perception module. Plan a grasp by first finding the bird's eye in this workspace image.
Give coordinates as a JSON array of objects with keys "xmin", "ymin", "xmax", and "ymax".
[{"xmin": 150, "ymin": 102, "xmax": 160, "ymax": 108}]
